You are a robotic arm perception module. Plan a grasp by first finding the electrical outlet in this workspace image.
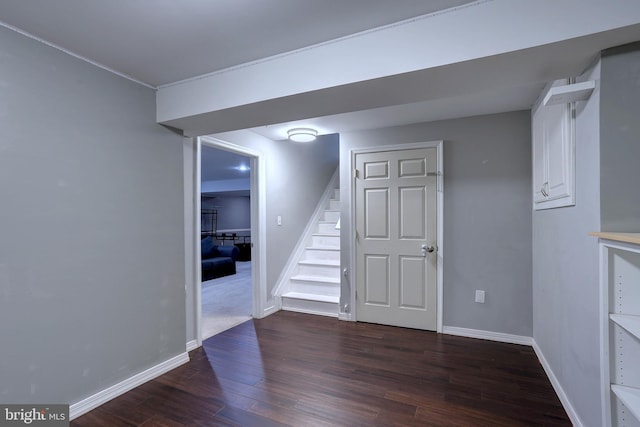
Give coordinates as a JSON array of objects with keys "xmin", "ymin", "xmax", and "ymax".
[
  {"xmin": 475, "ymin": 290, "xmax": 485, "ymax": 304},
  {"xmin": 277, "ymin": 215, "xmax": 282, "ymax": 226}
]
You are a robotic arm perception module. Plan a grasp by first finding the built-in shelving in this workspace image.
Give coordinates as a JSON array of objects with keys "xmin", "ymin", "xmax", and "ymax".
[
  {"xmin": 590, "ymin": 232, "xmax": 640, "ymax": 245},
  {"xmin": 596, "ymin": 232, "xmax": 640, "ymax": 426},
  {"xmin": 610, "ymin": 314, "xmax": 640, "ymax": 340},
  {"xmin": 611, "ymin": 385, "xmax": 640, "ymax": 424}
]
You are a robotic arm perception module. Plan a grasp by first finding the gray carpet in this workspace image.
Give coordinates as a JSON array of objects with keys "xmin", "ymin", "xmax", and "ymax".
[{"xmin": 201, "ymin": 261, "xmax": 252, "ymax": 340}]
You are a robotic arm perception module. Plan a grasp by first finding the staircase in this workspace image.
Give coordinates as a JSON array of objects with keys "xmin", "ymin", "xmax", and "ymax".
[{"xmin": 279, "ymin": 187, "xmax": 341, "ymax": 317}]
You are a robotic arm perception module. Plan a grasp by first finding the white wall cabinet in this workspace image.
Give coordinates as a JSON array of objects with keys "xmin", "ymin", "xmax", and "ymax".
[
  {"xmin": 594, "ymin": 232, "xmax": 640, "ymax": 427},
  {"xmin": 532, "ymin": 79, "xmax": 576, "ymax": 210}
]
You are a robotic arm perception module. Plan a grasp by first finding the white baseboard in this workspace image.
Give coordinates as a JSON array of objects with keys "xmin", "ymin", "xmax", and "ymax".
[
  {"xmin": 186, "ymin": 339, "xmax": 199, "ymax": 352},
  {"xmin": 70, "ymin": 352, "xmax": 190, "ymax": 420},
  {"xmin": 442, "ymin": 326, "xmax": 533, "ymax": 346},
  {"xmin": 532, "ymin": 339, "xmax": 584, "ymax": 427},
  {"xmin": 261, "ymin": 304, "xmax": 279, "ymax": 318},
  {"xmin": 338, "ymin": 312, "xmax": 354, "ymax": 321}
]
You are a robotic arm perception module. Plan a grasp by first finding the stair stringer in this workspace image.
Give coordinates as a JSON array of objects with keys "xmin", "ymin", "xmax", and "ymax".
[{"xmin": 273, "ymin": 168, "xmax": 340, "ymax": 313}]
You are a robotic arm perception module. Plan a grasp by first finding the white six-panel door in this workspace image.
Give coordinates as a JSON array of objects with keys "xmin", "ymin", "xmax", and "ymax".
[{"xmin": 355, "ymin": 147, "xmax": 438, "ymax": 330}]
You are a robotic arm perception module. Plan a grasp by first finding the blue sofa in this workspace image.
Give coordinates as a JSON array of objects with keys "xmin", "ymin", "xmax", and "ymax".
[{"xmin": 201, "ymin": 236, "xmax": 240, "ymax": 281}]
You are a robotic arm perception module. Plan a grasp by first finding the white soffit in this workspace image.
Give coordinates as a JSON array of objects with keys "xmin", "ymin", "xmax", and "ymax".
[{"xmin": 156, "ymin": 0, "xmax": 640, "ymax": 136}]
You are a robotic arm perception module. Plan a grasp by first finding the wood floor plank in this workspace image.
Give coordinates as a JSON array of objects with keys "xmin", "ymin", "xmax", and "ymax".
[{"xmin": 72, "ymin": 311, "xmax": 570, "ymax": 426}]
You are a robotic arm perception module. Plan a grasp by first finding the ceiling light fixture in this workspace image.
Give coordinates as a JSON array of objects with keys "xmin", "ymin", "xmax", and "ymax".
[{"xmin": 287, "ymin": 127, "xmax": 318, "ymax": 143}]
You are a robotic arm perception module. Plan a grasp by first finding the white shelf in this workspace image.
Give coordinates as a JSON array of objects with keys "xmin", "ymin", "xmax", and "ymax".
[
  {"xmin": 598, "ymin": 235, "xmax": 640, "ymax": 426},
  {"xmin": 610, "ymin": 314, "xmax": 640, "ymax": 341},
  {"xmin": 612, "ymin": 384, "xmax": 640, "ymax": 422},
  {"xmin": 543, "ymin": 80, "xmax": 595, "ymax": 106}
]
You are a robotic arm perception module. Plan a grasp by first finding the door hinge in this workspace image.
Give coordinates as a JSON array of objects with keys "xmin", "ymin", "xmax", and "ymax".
[{"xmin": 353, "ymin": 168, "xmax": 359, "ymax": 179}]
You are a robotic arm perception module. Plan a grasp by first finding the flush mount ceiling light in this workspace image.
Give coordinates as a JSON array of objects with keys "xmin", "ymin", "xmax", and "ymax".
[{"xmin": 287, "ymin": 127, "xmax": 318, "ymax": 143}]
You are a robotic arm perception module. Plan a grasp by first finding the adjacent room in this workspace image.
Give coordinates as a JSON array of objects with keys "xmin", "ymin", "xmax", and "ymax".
[{"xmin": 200, "ymin": 146, "xmax": 253, "ymax": 339}]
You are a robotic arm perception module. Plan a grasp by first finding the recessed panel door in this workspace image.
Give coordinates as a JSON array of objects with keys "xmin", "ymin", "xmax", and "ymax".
[{"xmin": 355, "ymin": 148, "xmax": 438, "ymax": 330}]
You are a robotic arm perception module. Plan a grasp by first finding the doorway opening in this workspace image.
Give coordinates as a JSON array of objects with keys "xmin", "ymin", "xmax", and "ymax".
[
  {"xmin": 193, "ymin": 136, "xmax": 267, "ymax": 345},
  {"xmin": 200, "ymin": 145, "xmax": 252, "ymax": 339}
]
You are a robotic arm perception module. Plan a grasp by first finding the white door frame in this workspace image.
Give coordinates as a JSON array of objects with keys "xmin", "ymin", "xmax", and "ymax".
[
  {"xmin": 190, "ymin": 135, "xmax": 268, "ymax": 348},
  {"xmin": 349, "ymin": 141, "xmax": 444, "ymax": 332}
]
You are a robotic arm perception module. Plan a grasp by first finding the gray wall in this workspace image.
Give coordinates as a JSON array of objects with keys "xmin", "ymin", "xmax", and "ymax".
[
  {"xmin": 202, "ymin": 195, "xmax": 251, "ymax": 231},
  {"xmin": 209, "ymin": 131, "xmax": 339, "ymax": 302},
  {"xmin": 0, "ymin": 27, "xmax": 185, "ymax": 404},
  {"xmin": 340, "ymin": 111, "xmax": 532, "ymax": 336},
  {"xmin": 600, "ymin": 42, "xmax": 640, "ymax": 232},
  {"xmin": 532, "ymin": 60, "xmax": 602, "ymax": 425}
]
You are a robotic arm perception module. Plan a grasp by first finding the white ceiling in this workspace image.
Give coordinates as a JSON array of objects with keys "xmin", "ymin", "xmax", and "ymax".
[
  {"xmin": 0, "ymin": 0, "xmax": 474, "ymax": 87},
  {"xmin": 201, "ymin": 145, "xmax": 250, "ymax": 182},
  {"xmin": 2, "ymin": 1, "xmax": 638, "ymax": 145}
]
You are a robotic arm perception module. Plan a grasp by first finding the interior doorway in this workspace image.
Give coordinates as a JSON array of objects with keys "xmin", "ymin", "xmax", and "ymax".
[
  {"xmin": 193, "ymin": 137, "xmax": 266, "ymax": 345},
  {"xmin": 200, "ymin": 145, "xmax": 253, "ymax": 339}
]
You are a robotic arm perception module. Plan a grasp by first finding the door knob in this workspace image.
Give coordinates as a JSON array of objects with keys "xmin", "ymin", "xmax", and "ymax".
[{"xmin": 421, "ymin": 244, "xmax": 436, "ymax": 256}]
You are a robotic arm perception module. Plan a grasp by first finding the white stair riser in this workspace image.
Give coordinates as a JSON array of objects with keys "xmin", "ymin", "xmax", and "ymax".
[
  {"xmin": 296, "ymin": 263, "xmax": 340, "ymax": 278},
  {"xmin": 304, "ymin": 248, "xmax": 340, "ymax": 261},
  {"xmin": 289, "ymin": 280, "xmax": 340, "ymax": 297},
  {"xmin": 276, "ymin": 183, "xmax": 341, "ymax": 318},
  {"xmin": 312, "ymin": 234, "xmax": 340, "ymax": 247},
  {"xmin": 281, "ymin": 298, "xmax": 338, "ymax": 317},
  {"xmin": 317, "ymin": 222, "xmax": 340, "ymax": 234},
  {"xmin": 323, "ymin": 210, "xmax": 340, "ymax": 222}
]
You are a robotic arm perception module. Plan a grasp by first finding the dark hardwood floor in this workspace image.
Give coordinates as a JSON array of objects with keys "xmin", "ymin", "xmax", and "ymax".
[{"xmin": 71, "ymin": 311, "xmax": 570, "ymax": 426}]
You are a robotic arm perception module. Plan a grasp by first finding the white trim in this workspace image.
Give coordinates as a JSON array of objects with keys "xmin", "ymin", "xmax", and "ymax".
[
  {"xmin": 183, "ymin": 137, "xmax": 199, "ymax": 347},
  {"xmin": 186, "ymin": 339, "xmax": 199, "ymax": 352},
  {"xmin": 198, "ymin": 136, "xmax": 269, "ymax": 318},
  {"xmin": 532, "ymin": 339, "xmax": 585, "ymax": 427},
  {"xmin": 70, "ymin": 352, "xmax": 189, "ymax": 420},
  {"xmin": 599, "ymin": 241, "xmax": 612, "ymax": 427},
  {"xmin": 338, "ymin": 312, "xmax": 354, "ymax": 321},
  {"xmin": 194, "ymin": 140, "xmax": 203, "ymax": 346},
  {"xmin": 262, "ymin": 304, "xmax": 279, "ymax": 318},
  {"xmin": 349, "ymin": 141, "xmax": 444, "ymax": 332},
  {"xmin": 0, "ymin": 20, "xmax": 155, "ymax": 89},
  {"xmin": 442, "ymin": 326, "xmax": 532, "ymax": 346},
  {"xmin": 272, "ymin": 168, "xmax": 340, "ymax": 299}
]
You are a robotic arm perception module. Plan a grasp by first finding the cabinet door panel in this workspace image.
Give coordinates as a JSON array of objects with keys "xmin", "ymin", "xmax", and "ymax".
[{"xmin": 532, "ymin": 79, "xmax": 575, "ymax": 210}]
